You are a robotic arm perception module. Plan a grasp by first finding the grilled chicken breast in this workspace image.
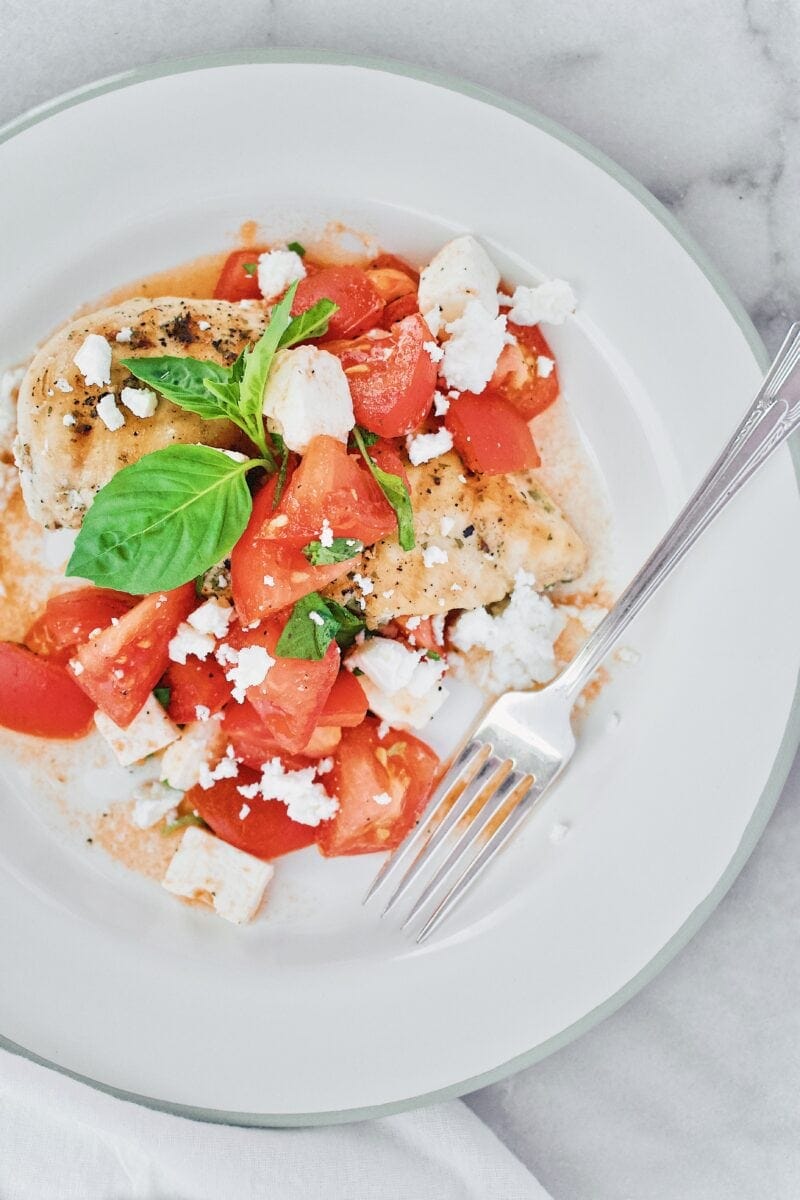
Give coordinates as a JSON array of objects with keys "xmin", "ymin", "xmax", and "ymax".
[
  {"xmin": 15, "ymin": 297, "xmax": 268, "ymax": 528},
  {"xmin": 325, "ymin": 452, "xmax": 586, "ymax": 625}
]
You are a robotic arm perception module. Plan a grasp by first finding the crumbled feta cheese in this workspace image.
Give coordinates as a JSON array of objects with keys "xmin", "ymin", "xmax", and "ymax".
[
  {"xmin": 418, "ymin": 235, "xmax": 500, "ymax": 335},
  {"xmin": 257, "ymin": 248, "xmax": 307, "ymax": 300},
  {"xmin": 68, "ymin": 659, "xmax": 84, "ymax": 676},
  {"xmin": 115, "ymin": 327, "xmax": 133, "ymax": 343},
  {"xmin": 309, "ymin": 611, "xmax": 325, "ymax": 626},
  {"xmin": 431, "ymin": 614, "xmax": 445, "ymax": 644},
  {"xmin": 160, "ymin": 718, "xmax": 224, "ymax": 791},
  {"xmin": 348, "ymin": 637, "xmax": 423, "ymax": 690},
  {"xmin": 225, "ymin": 644, "xmax": 273, "ymax": 703},
  {"xmin": 405, "ymin": 615, "xmax": 422, "ymax": 630},
  {"xmin": 73, "ymin": 334, "xmax": 112, "ymax": 386},
  {"xmin": 62, "ymin": 413, "xmax": 76, "ymax": 427},
  {"xmin": 262, "ymin": 574, "xmax": 275, "ymax": 587},
  {"xmin": 94, "ymin": 695, "xmax": 180, "ymax": 766},
  {"xmin": 450, "ymin": 569, "xmax": 565, "ymax": 692},
  {"xmin": 198, "ymin": 748, "xmax": 240, "ymax": 791},
  {"xmin": 130, "ymin": 780, "xmax": 183, "ymax": 829},
  {"xmin": 347, "ymin": 637, "xmax": 448, "ymax": 729},
  {"xmin": 195, "ymin": 704, "xmax": 211, "ymax": 722},
  {"xmin": 406, "ymin": 427, "xmax": 453, "ymax": 466},
  {"xmin": 215, "ymin": 642, "xmax": 239, "ymax": 667},
  {"xmin": 168, "ymin": 622, "xmax": 215, "ymax": 665},
  {"xmin": 186, "ymin": 597, "xmax": 234, "ymax": 639},
  {"xmin": 54, "ymin": 377, "xmax": 72, "ymax": 393},
  {"xmin": 440, "ymin": 300, "xmax": 506, "ymax": 393},
  {"xmin": 422, "ymin": 339, "xmax": 444, "ymax": 363},
  {"xmin": 549, "ymin": 821, "xmax": 570, "ymax": 844},
  {"xmin": 162, "ymin": 826, "xmax": 274, "ymax": 924},
  {"xmin": 451, "ymin": 582, "xmax": 462, "ymax": 592},
  {"xmin": 239, "ymin": 803, "xmax": 251, "ymax": 820},
  {"xmin": 95, "ymin": 393, "xmax": 124, "ymax": 432},
  {"xmin": 537, "ymin": 355, "xmax": 555, "ymax": 378},
  {"xmin": 377, "ymin": 720, "xmax": 390, "ymax": 740},
  {"xmin": 381, "ymin": 589, "xmax": 394, "ymax": 600},
  {"xmin": 120, "ymin": 385, "xmax": 158, "ymax": 419},
  {"xmin": 373, "ymin": 791, "xmax": 393, "ymax": 806},
  {"xmin": 257, "ymin": 757, "xmax": 339, "ymax": 826},
  {"xmin": 439, "ymin": 515, "xmax": 455, "ymax": 537},
  {"xmin": 422, "ymin": 545, "xmax": 448, "ymax": 568},
  {"xmin": 352, "ymin": 572, "xmax": 374, "ymax": 597},
  {"xmin": 263, "ymin": 345, "xmax": 354, "ymax": 452},
  {"xmin": 197, "ymin": 320, "xmax": 211, "ymax": 331},
  {"xmin": 319, "ymin": 517, "xmax": 334, "ymax": 548},
  {"xmin": 315, "ymin": 757, "xmax": 334, "ymax": 776},
  {"xmin": 508, "ymin": 279, "xmax": 576, "ymax": 326},
  {"xmin": 433, "ymin": 392, "xmax": 450, "ymax": 416},
  {"xmin": 237, "ymin": 781, "xmax": 261, "ymax": 800}
]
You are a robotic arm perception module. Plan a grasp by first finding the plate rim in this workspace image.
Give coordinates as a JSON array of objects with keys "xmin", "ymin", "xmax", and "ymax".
[{"xmin": 1, "ymin": 48, "xmax": 797, "ymax": 1128}]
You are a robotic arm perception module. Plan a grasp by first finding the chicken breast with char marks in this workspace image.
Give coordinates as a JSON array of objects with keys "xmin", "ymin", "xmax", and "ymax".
[
  {"xmin": 324, "ymin": 452, "xmax": 586, "ymax": 626},
  {"xmin": 15, "ymin": 297, "xmax": 268, "ymax": 528}
]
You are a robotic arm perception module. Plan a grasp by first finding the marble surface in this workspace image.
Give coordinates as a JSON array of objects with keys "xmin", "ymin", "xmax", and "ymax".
[{"xmin": 3, "ymin": 3, "xmax": 800, "ymax": 1197}]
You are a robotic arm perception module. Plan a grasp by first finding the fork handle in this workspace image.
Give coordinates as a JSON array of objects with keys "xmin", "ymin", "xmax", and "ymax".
[{"xmin": 554, "ymin": 322, "xmax": 800, "ymax": 701}]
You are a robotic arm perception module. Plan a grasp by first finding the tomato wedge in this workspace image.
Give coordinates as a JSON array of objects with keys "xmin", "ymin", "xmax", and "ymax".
[
  {"xmin": 212, "ymin": 248, "xmax": 266, "ymax": 301},
  {"xmin": 317, "ymin": 718, "xmax": 440, "ymax": 856},
  {"xmin": 327, "ymin": 314, "xmax": 437, "ymax": 438},
  {"xmin": 0, "ymin": 643, "xmax": 96, "ymax": 739},
  {"xmin": 189, "ymin": 769, "xmax": 317, "ymax": 859},
  {"xmin": 318, "ymin": 670, "xmax": 368, "ymax": 728},
  {"xmin": 226, "ymin": 619, "xmax": 340, "ymax": 754},
  {"xmin": 71, "ymin": 584, "xmax": 195, "ymax": 727},
  {"xmin": 25, "ymin": 587, "xmax": 138, "ymax": 665},
  {"xmin": 291, "ymin": 266, "xmax": 383, "ymax": 340},
  {"xmin": 231, "ymin": 473, "xmax": 357, "ymax": 624},
  {"xmin": 162, "ymin": 656, "xmax": 231, "ymax": 725},
  {"xmin": 380, "ymin": 294, "xmax": 420, "ymax": 328},
  {"xmin": 445, "ymin": 391, "xmax": 541, "ymax": 474},
  {"xmin": 491, "ymin": 322, "xmax": 560, "ymax": 420}
]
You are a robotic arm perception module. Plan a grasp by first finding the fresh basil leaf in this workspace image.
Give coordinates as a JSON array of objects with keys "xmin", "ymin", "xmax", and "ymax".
[
  {"xmin": 287, "ymin": 241, "xmax": 306, "ymax": 256},
  {"xmin": 275, "ymin": 593, "xmax": 341, "ymax": 660},
  {"xmin": 352, "ymin": 425, "xmax": 379, "ymax": 449},
  {"xmin": 154, "ymin": 685, "xmax": 171, "ymax": 709},
  {"xmin": 278, "ymin": 298, "xmax": 338, "ymax": 349},
  {"xmin": 302, "ymin": 537, "xmax": 363, "ymax": 566},
  {"xmin": 237, "ymin": 283, "xmax": 298, "ymax": 433},
  {"xmin": 67, "ymin": 445, "xmax": 264, "ymax": 593},
  {"xmin": 325, "ymin": 600, "xmax": 366, "ymax": 649},
  {"xmin": 352, "ymin": 427, "xmax": 415, "ymax": 551},
  {"xmin": 161, "ymin": 813, "xmax": 208, "ymax": 836},
  {"xmin": 242, "ymin": 261, "xmax": 258, "ymax": 276},
  {"xmin": 121, "ymin": 356, "xmax": 233, "ymax": 419}
]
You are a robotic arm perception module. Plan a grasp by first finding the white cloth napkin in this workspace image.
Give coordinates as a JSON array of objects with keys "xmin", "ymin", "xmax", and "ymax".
[{"xmin": 0, "ymin": 1048, "xmax": 550, "ymax": 1200}]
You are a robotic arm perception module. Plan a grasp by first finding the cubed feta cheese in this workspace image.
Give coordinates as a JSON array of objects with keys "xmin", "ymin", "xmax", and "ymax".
[
  {"xmin": 162, "ymin": 826, "xmax": 274, "ymax": 924},
  {"xmin": 94, "ymin": 695, "xmax": 180, "ymax": 766},
  {"xmin": 73, "ymin": 334, "xmax": 112, "ymax": 386},
  {"xmin": 120, "ymin": 385, "xmax": 158, "ymax": 418},
  {"xmin": 440, "ymin": 300, "xmax": 506, "ymax": 393},
  {"xmin": 418, "ymin": 235, "xmax": 500, "ymax": 334},
  {"xmin": 406, "ymin": 427, "xmax": 453, "ymax": 466},
  {"xmin": 130, "ymin": 780, "xmax": 183, "ymax": 829},
  {"xmin": 160, "ymin": 717, "xmax": 225, "ymax": 791},
  {"xmin": 95, "ymin": 393, "xmax": 124, "ymax": 432},
  {"xmin": 168, "ymin": 622, "xmax": 216, "ymax": 664},
  {"xmin": 507, "ymin": 279, "xmax": 576, "ymax": 326},
  {"xmin": 256, "ymin": 248, "xmax": 307, "ymax": 300},
  {"xmin": 263, "ymin": 345, "xmax": 354, "ymax": 452},
  {"xmin": 256, "ymin": 757, "xmax": 339, "ymax": 826}
]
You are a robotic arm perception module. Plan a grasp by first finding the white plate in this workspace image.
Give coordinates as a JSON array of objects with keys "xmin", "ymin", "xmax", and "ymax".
[{"xmin": 1, "ymin": 54, "xmax": 798, "ymax": 1125}]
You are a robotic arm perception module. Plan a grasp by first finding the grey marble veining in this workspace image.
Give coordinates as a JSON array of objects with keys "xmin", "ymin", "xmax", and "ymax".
[{"xmin": 2, "ymin": 4, "xmax": 800, "ymax": 1197}]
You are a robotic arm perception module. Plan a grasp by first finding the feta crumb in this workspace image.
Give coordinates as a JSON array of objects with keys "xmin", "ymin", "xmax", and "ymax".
[
  {"xmin": 237, "ymin": 781, "xmax": 261, "ymax": 800},
  {"xmin": 162, "ymin": 826, "xmax": 274, "ymax": 924},
  {"xmin": 62, "ymin": 413, "xmax": 76, "ymax": 427},
  {"xmin": 309, "ymin": 611, "xmax": 325, "ymax": 626},
  {"xmin": 120, "ymin": 385, "xmax": 158, "ymax": 419},
  {"xmin": 197, "ymin": 320, "xmax": 211, "ymax": 331},
  {"xmin": 195, "ymin": 704, "xmax": 211, "ymax": 722},
  {"xmin": 225, "ymin": 644, "xmax": 274, "ymax": 703},
  {"xmin": 215, "ymin": 642, "xmax": 239, "ymax": 667},
  {"xmin": 198, "ymin": 752, "xmax": 240, "ymax": 791},
  {"xmin": 418, "ymin": 235, "xmax": 500, "ymax": 332},
  {"xmin": 239, "ymin": 804, "xmax": 251, "ymax": 820},
  {"xmin": 381, "ymin": 589, "xmax": 394, "ymax": 600},
  {"xmin": 406, "ymin": 427, "xmax": 453, "ymax": 466},
  {"xmin": 377, "ymin": 720, "xmax": 390, "ymax": 740},
  {"xmin": 73, "ymin": 334, "xmax": 112, "ymax": 386},
  {"xmin": 257, "ymin": 248, "xmax": 307, "ymax": 300},
  {"xmin": 315, "ymin": 757, "xmax": 334, "ymax": 776},
  {"xmin": 352, "ymin": 572, "xmax": 374, "ymax": 596},
  {"xmin": 440, "ymin": 300, "xmax": 507, "ymax": 393},
  {"xmin": 95, "ymin": 393, "xmax": 125, "ymax": 432},
  {"xmin": 439, "ymin": 515, "xmax": 455, "ymax": 537},
  {"xmin": 54, "ymin": 377, "xmax": 72, "ymax": 393},
  {"xmin": 257, "ymin": 757, "xmax": 339, "ymax": 826},
  {"xmin": 186, "ymin": 597, "xmax": 234, "ymax": 639},
  {"xmin": 131, "ymin": 780, "xmax": 183, "ymax": 829},
  {"xmin": 68, "ymin": 659, "xmax": 84, "ymax": 676},
  {"xmin": 161, "ymin": 718, "xmax": 224, "ymax": 790},
  {"xmin": 347, "ymin": 636, "xmax": 448, "ymax": 729},
  {"xmin": 537, "ymin": 355, "xmax": 555, "ymax": 378},
  {"xmin": 422, "ymin": 545, "xmax": 448, "ymax": 568},
  {"xmin": 433, "ymin": 392, "xmax": 450, "ymax": 416},
  {"xmin": 422, "ymin": 339, "xmax": 444, "ymax": 363},
  {"xmin": 168, "ymin": 622, "xmax": 216, "ymax": 664},
  {"xmin": 319, "ymin": 517, "xmax": 334, "ymax": 548},
  {"xmin": 451, "ymin": 583, "xmax": 462, "ymax": 592},
  {"xmin": 549, "ymin": 821, "xmax": 570, "ymax": 844},
  {"xmin": 508, "ymin": 279, "xmax": 576, "ymax": 326},
  {"xmin": 263, "ymin": 345, "xmax": 354, "ymax": 452},
  {"xmin": 373, "ymin": 791, "xmax": 393, "ymax": 806},
  {"xmin": 94, "ymin": 695, "xmax": 179, "ymax": 766},
  {"xmin": 262, "ymin": 574, "xmax": 275, "ymax": 587},
  {"xmin": 405, "ymin": 615, "xmax": 422, "ymax": 630},
  {"xmin": 115, "ymin": 327, "xmax": 133, "ymax": 343}
]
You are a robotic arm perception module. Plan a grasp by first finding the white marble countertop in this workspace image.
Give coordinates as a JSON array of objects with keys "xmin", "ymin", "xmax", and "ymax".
[{"xmin": 3, "ymin": 3, "xmax": 800, "ymax": 1197}]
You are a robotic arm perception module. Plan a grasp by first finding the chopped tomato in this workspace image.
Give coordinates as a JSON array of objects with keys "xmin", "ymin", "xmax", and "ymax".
[
  {"xmin": 327, "ymin": 315, "xmax": 436, "ymax": 438},
  {"xmin": 369, "ymin": 252, "xmax": 420, "ymax": 283},
  {"xmin": 393, "ymin": 616, "xmax": 442, "ymax": 652},
  {"xmin": 380, "ymin": 294, "xmax": 420, "ymax": 328},
  {"xmin": 212, "ymin": 248, "xmax": 266, "ymax": 301},
  {"xmin": 263, "ymin": 435, "xmax": 397, "ymax": 546},
  {"xmin": 162, "ymin": 656, "xmax": 231, "ymax": 725},
  {"xmin": 223, "ymin": 702, "xmax": 303, "ymax": 769},
  {"xmin": 302, "ymin": 725, "xmax": 342, "ymax": 757},
  {"xmin": 226, "ymin": 619, "xmax": 340, "ymax": 754},
  {"xmin": 491, "ymin": 323, "xmax": 560, "ymax": 419},
  {"xmin": 71, "ymin": 584, "xmax": 195, "ymax": 727},
  {"xmin": 318, "ymin": 717, "xmax": 440, "ymax": 856},
  {"xmin": 291, "ymin": 266, "xmax": 383, "ymax": 340},
  {"xmin": 0, "ymin": 643, "xmax": 96, "ymax": 739},
  {"xmin": 231, "ymin": 472, "xmax": 358, "ymax": 624},
  {"xmin": 25, "ymin": 587, "xmax": 138, "ymax": 665},
  {"xmin": 189, "ymin": 769, "xmax": 317, "ymax": 859},
  {"xmin": 445, "ymin": 391, "xmax": 541, "ymax": 474},
  {"xmin": 318, "ymin": 670, "xmax": 368, "ymax": 727}
]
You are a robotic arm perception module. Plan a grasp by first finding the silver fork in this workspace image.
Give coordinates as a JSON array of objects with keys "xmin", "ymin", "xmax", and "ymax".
[{"xmin": 365, "ymin": 322, "xmax": 800, "ymax": 943}]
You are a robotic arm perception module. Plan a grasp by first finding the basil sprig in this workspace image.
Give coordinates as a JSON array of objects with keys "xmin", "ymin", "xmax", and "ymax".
[
  {"xmin": 302, "ymin": 537, "xmax": 364, "ymax": 566},
  {"xmin": 275, "ymin": 593, "xmax": 365, "ymax": 660},
  {"xmin": 352, "ymin": 427, "xmax": 415, "ymax": 551}
]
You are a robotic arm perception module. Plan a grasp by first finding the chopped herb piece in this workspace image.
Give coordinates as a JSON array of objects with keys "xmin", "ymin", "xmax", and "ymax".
[
  {"xmin": 303, "ymin": 537, "xmax": 364, "ymax": 566},
  {"xmin": 154, "ymin": 685, "xmax": 171, "ymax": 708},
  {"xmin": 275, "ymin": 593, "xmax": 365, "ymax": 660},
  {"xmin": 287, "ymin": 241, "xmax": 306, "ymax": 256},
  {"xmin": 242, "ymin": 261, "xmax": 258, "ymax": 276}
]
